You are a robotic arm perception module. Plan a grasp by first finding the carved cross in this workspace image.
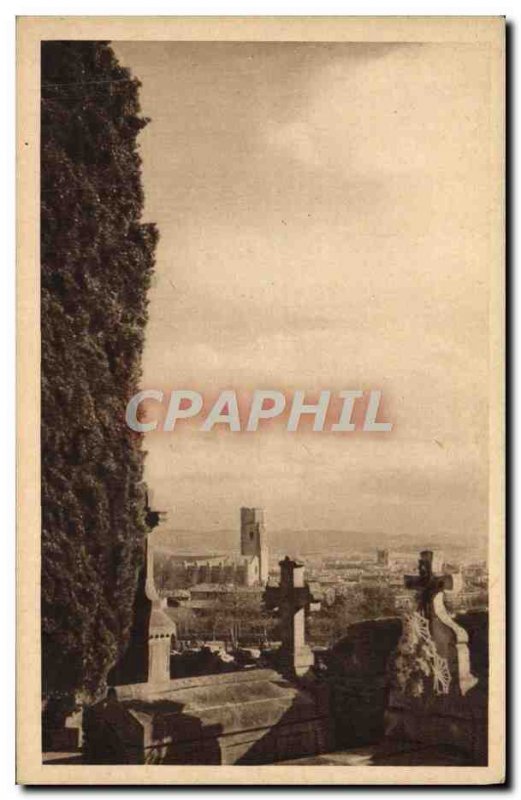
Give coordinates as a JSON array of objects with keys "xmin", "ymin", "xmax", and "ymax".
[
  {"xmin": 402, "ymin": 549, "xmax": 478, "ymax": 696},
  {"xmin": 404, "ymin": 550, "xmax": 453, "ymax": 618},
  {"xmin": 264, "ymin": 556, "xmax": 320, "ymax": 677}
]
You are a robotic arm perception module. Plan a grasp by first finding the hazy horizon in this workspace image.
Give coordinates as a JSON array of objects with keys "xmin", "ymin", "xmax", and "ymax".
[{"xmin": 151, "ymin": 522, "xmax": 488, "ymax": 559}]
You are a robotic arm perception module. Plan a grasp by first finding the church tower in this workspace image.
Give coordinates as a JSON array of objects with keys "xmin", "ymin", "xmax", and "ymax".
[{"xmin": 240, "ymin": 507, "xmax": 269, "ymax": 585}]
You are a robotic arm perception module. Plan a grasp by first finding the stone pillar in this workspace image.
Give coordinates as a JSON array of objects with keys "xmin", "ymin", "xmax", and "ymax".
[
  {"xmin": 108, "ymin": 529, "xmax": 176, "ymax": 688},
  {"xmin": 145, "ymin": 533, "xmax": 177, "ymax": 687},
  {"xmin": 264, "ymin": 556, "xmax": 319, "ymax": 678}
]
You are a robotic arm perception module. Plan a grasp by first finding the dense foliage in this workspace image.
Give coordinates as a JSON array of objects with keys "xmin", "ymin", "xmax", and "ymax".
[
  {"xmin": 41, "ymin": 41, "xmax": 158, "ymax": 699},
  {"xmin": 307, "ymin": 585, "xmax": 397, "ymax": 645}
]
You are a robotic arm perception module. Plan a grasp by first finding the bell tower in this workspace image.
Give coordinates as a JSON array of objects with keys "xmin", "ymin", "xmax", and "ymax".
[{"xmin": 240, "ymin": 507, "xmax": 268, "ymax": 585}]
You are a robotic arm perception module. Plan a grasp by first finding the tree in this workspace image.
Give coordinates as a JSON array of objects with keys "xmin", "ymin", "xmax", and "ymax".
[
  {"xmin": 192, "ymin": 591, "xmax": 275, "ymax": 647},
  {"xmin": 41, "ymin": 41, "xmax": 158, "ymax": 700},
  {"xmin": 154, "ymin": 552, "xmax": 179, "ymax": 592},
  {"xmin": 308, "ymin": 584, "xmax": 397, "ymax": 646}
]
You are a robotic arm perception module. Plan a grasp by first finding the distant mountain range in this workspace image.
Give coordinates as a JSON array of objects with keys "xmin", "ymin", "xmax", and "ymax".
[{"xmin": 152, "ymin": 527, "xmax": 487, "ymax": 560}]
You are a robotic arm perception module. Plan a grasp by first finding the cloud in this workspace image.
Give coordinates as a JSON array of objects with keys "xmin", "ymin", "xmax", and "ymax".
[
  {"xmin": 112, "ymin": 41, "xmax": 491, "ymax": 542},
  {"xmin": 262, "ymin": 44, "xmax": 489, "ymax": 182}
]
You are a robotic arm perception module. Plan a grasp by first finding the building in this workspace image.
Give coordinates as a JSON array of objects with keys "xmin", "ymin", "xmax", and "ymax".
[
  {"xmin": 240, "ymin": 507, "xmax": 269, "ymax": 584},
  {"xmin": 160, "ymin": 507, "xmax": 269, "ymax": 590}
]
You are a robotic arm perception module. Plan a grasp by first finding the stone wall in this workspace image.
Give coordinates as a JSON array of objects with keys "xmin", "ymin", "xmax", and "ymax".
[{"xmin": 325, "ymin": 617, "xmax": 402, "ymax": 748}]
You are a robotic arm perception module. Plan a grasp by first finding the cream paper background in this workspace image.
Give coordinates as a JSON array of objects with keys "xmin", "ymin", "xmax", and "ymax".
[{"xmin": 17, "ymin": 15, "xmax": 505, "ymax": 785}]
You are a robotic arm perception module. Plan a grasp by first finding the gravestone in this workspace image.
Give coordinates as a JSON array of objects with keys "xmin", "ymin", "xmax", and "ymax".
[
  {"xmin": 84, "ymin": 669, "xmax": 331, "ymax": 765},
  {"xmin": 384, "ymin": 550, "xmax": 486, "ymax": 764},
  {"xmin": 144, "ymin": 534, "xmax": 177, "ymax": 686},
  {"xmin": 402, "ymin": 550, "xmax": 478, "ymax": 696},
  {"xmin": 42, "ymin": 694, "xmax": 83, "ymax": 758},
  {"xmin": 108, "ymin": 492, "xmax": 175, "ymax": 687},
  {"xmin": 264, "ymin": 557, "xmax": 320, "ymax": 677}
]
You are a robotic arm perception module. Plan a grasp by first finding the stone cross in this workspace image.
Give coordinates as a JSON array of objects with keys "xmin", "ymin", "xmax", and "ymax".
[
  {"xmin": 404, "ymin": 549, "xmax": 477, "ymax": 696},
  {"xmin": 264, "ymin": 556, "xmax": 319, "ymax": 677},
  {"xmin": 404, "ymin": 550, "xmax": 454, "ymax": 618}
]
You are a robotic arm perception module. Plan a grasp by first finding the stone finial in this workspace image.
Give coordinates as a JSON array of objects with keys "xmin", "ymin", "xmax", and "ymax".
[{"xmin": 145, "ymin": 534, "xmax": 176, "ymax": 686}]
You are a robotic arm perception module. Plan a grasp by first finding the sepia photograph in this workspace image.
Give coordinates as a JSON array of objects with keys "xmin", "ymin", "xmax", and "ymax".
[{"xmin": 16, "ymin": 15, "xmax": 505, "ymax": 785}]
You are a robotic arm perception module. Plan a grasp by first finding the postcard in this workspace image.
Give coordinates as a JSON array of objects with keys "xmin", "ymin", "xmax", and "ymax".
[{"xmin": 17, "ymin": 15, "xmax": 505, "ymax": 785}]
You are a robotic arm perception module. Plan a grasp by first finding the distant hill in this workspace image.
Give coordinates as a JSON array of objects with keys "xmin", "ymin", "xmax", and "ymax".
[{"xmin": 152, "ymin": 526, "xmax": 487, "ymax": 560}]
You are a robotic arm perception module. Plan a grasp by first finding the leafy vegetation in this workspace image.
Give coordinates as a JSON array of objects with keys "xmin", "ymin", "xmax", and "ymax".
[
  {"xmin": 307, "ymin": 585, "xmax": 396, "ymax": 645},
  {"xmin": 41, "ymin": 41, "xmax": 158, "ymax": 699}
]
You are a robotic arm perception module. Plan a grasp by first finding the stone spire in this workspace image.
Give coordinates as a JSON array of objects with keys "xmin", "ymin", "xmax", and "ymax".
[{"xmin": 108, "ymin": 494, "xmax": 175, "ymax": 687}]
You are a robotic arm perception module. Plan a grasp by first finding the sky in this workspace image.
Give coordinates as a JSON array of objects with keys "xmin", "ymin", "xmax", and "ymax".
[{"xmin": 113, "ymin": 41, "xmax": 492, "ymax": 544}]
